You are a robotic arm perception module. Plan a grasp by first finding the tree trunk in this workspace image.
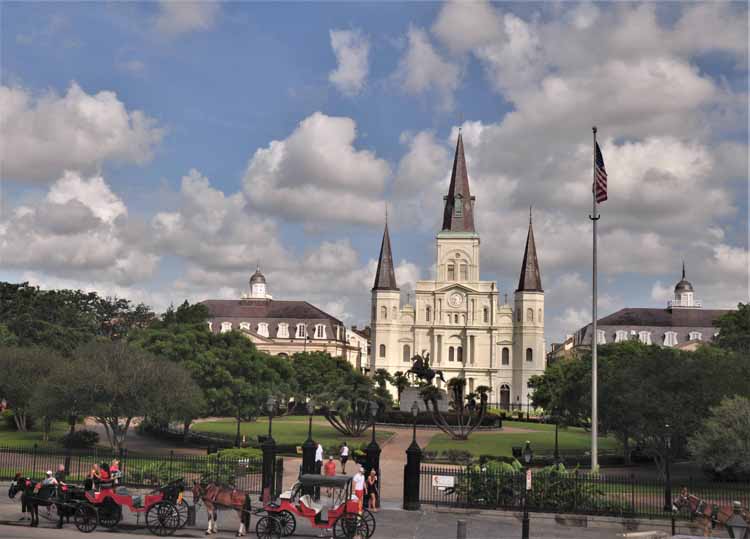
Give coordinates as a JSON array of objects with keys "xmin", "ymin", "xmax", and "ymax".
[
  {"xmin": 14, "ymin": 412, "xmax": 27, "ymax": 432},
  {"xmin": 235, "ymin": 413, "xmax": 241, "ymax": 448}
]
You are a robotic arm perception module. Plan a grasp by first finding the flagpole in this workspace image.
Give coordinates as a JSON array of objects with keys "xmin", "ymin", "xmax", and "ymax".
[{"xmin": 590, "ymin": 126, "xmax": 599, "ymax": 471}]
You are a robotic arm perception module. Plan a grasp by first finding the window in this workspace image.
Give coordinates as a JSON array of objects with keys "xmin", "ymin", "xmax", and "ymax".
[
  {"xmin": 502, "ymin": 347, "xmax": 510, "ymax": 366},
  {"xmin": 526, "ymin": 347, "xmax": 533, "ymax": 362},
  {"xmin": 403, "ymin": 344, "xmax": 411, "ymax": 362},
  {"xmin": 239, "ymin": 322, "xmax": 251, "ymax": 331},
  {"xmin": 615, "ymin": 330, "xmax": 629, "ymax": 343},
  {"xmin": 220, "ymin": 321, "xmax": 232, "ymax": 333},
  {"xmin": 538, "ymin": 309, "xmax": 543, "ymax": 323},
  {"xmin": 447, "ymin": 264, "xmax": 455, "ymax": 281},
  {"xmin": 689, "ymin": 331, "xmax": 702, "ymax": 341},
  {"xmin": 379, "ymin": 344, "xmax": 386, "ymax": 358},
  {"xmin": 664, "ymin": 331, "xmax": 678, "ymax": 347},
  {"xmin": 296, "ymin": 323, "xmax": 307, "ymax": 339},
  {"xmin": 454, "ymin": 314, "xmax": 459, "ymax": 324},
  {"xmin": 454, "ymin": 196, "xmax": 463, "ymax": 217},
  {"xmin": 639, "ymin": 331, "xmax": 652, "ymax": 345},
  {"xmin": 448, "ymin": 347, "xmax": 455, "ymax": 362},
  {"xmin": 314, "ymin": 324, "xmax": 326, "ymax": 339},
  {"xmin": 207, "ymin": 321, "xmax": 213, "ymax": 331},
  {"xmin": 483, "ymin": 307, "xmax": 489, "ymax": 323},
  {"xmin": 257, "ymin": 323, "xmax": 269, "ymax": 337},
  {"xmin": 460, "ymin": 264, "xmax": 468, "ymax": 281},
  {"xmin": 425, "ymin": 306, "xmax": 431, "ymax": 322},
  {"xmin": 500, "ymin": 385, "xmax": 511, "ymax": 409},
  {"xmin": 457, "ymin": 346, "xmax": 464, "ymax": 362},
  {"xmin": 380, "ymin": 306, "xmax": 387, "ymax": 320},
  {"xmin": 596, "ymin": 330, "xmax": 606, "ymax": 345},
  {"xmin": 526, "ymin": 308, "xmax": 534, "ymax": 322},
  {"xmin": 277, "ymin": 323, "xmax": 289, "ymax": 338}
]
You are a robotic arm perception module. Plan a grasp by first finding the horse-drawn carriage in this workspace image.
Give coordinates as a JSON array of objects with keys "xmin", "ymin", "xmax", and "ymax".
[
  {"xmin": 255, "ymin": 474, "xmax": 374, "ymax": 539},
  {"xmin": 9, "ymin": 474, "xmax": 188, "ymax": 536}
]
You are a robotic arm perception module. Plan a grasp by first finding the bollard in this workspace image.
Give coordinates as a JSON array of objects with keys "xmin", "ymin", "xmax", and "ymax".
[{"xmin": 456, "ymin": 519, "xmax": 467, "ymax": 539}]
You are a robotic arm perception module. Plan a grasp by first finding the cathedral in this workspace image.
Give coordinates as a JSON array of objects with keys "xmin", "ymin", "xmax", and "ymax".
[{"xmin": 369, "ymin": 133, "xmax": 546, "ymax": 407}]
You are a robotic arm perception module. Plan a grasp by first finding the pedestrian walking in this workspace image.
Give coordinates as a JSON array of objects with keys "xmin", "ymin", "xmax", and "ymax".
[
  {"xmin": 366, "ymin": 469, "xmax": 379, "ymax": 512},
  {"xmin": 339, "ymin": 442, "xmax": 349, "ymax": 473},
  {"xmin": 352, "ymin": 467, "xmax": 366, "ymax": 513}
]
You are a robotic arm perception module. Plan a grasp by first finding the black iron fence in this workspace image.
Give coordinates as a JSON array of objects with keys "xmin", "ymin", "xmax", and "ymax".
[
  {"xmin": 0, "ymin": 444, "xmax": 270, "ymax": 494},
  {"xmin": 419, "ymin": 464, "xmax": 750, "ymax": 520}
]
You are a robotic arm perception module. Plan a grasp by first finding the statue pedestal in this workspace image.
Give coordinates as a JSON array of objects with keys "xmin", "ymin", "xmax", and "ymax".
[{"xmin": 399, "ymin": 387, "xmax": 449, "ymax": 413}]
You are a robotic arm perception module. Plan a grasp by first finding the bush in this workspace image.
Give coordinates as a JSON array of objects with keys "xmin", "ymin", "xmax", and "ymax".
[
  {"xmin": 60, "ymin": 429, "xmax": 99, "ymax": 449},
  {"xmin": 2, "ymin": 409, "xmax": 35, "ymax": 430},
  {"xmin": 442, "ymin": 449, "xmax": 472, "ymax": 464},
  {"xmin": 216, "ymin": 447, "xmax": 262, "ymax": 460}
]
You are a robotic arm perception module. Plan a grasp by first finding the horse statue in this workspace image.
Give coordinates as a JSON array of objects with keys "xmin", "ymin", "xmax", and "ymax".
[
  {"xmin": 673, "ymin": 488, "xmax": 749, "ymax": 537},
  {"xmin": 406, "ymin": 352, "xmax": 446, "ymax": 385},
  {"xmin": 192, "ymin": 481, "xmax": 253, "ymax": 536}
]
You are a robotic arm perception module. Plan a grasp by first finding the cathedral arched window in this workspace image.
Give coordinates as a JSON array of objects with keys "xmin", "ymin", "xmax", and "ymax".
[
  {"xmin": 526, "ymin": 308, "xmax": 534, "ymax": 322},
  {"xmin": 447, "ymin": 263, "xmax": 455, "ymax": 281},
  {"xmin": 454, "ymin": 314, "xmax": 459, "ymax": 324},
  {"xmin": 403, "ymin": 344, "xmax": 411, "ymax": 362},
  {"xmin": 425, "ymin": 306, "xmax": 431, "ymax": 322},
  {"xmin": 379, "ymin": 344, "xmax": 386, "ymax": 358},
  {"xmin": 483, "ymin": 307, "xmax": 489, "ymax": 323},
  {"xmin": 381, "ymin": 306, "xmax": 387, "ymax": 320},
  {"xmin": 448, "ymin": 347, "xmax": 455, "ymax": 362},
  {"xmin": 526, "ymin": 347, "xmax": 533, "ymax": 362},
  {"xmin": 502, "ymin": 347, "xmax": 510, "ymax": 366},
  {"xmin": 457, "ymin": 346, "xmax": 463, "ymax": 362}
]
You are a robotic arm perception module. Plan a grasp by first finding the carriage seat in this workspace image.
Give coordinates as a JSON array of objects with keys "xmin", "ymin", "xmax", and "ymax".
[
  {"xmin": 279, "ymin": 489, "xmax": 293, "ymax": 501},
  {"xmin": 115, "ymin": 486, "xmax": 130, "ymax": 496},
  {"xmin": 299, "ymin": 495, "xmax": 323, "ymax": 514}
]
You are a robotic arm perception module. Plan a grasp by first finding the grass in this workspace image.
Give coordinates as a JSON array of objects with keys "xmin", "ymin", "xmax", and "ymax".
[
  {"xmin": 426, "ymin": 421, "xmax": 620, "ymax": 457},
  {"xmin": 0, "ymin": 421, "xmax": 69, "ymax": 447},
  {"xmin": 193, "ymin": 416, "xmax": 393, "ymax": 450}
]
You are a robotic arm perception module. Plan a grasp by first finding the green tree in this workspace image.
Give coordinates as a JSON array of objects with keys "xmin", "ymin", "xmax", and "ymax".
[
  {"xmin": 528, "ymin": 355, "xmax": 591, "ymax": 427},
  {"xmin": 714, "ymin": 303, "xmax": 750, "ymax": 354},
  {"xmin": 688, "ymin": 396, "xmax": 750, "ymax": 480},
  {"xmin": 0, "ymin": 324, "xmax": 18, "ymax": 346},
  {"xmin": 0, "ymin": 347, "xmax": 56, "ymax": 431},
  {"xmin": 391, "ymin": 371, "xmax": 411, "ymax": 403}
]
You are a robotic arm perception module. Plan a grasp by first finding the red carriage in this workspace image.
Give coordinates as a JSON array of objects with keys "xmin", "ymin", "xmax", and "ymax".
[
  {"xmin": 72, "ymin": 475, "xmax": 186, "ymax": 536},
  {"xmin": 255, "ymin": 474, "xmax": 374, "ymax": 539}
]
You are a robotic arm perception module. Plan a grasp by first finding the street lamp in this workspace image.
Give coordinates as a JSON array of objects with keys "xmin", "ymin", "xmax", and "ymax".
[
  {"xmin": 663, "ymin": 424, "xmax": 672, "ymax": 512},
  {"xmin": 521, "ymin": 441, "xmax": 533, "ymax": 539},
  {"xmin": 526, "ymin": 393, "xmax": 531, "ymax": 421},
  {"xmin": 306, "ymin": 401, "xmax": 314, "ymax": 441},
  {"xmin": 266, "ymin": 396, "xmax": 277, "ymax": 438},
  {"xmin": 410, "ymin": 401, "xmax": 419, "ymax": 444},
  {"xmin": 369, "ymin": 400, "xmax": 379, "ymax": 444},
  {"xmin": 727, "ymin": 501, "xmax": 749, "ymax": 539}
]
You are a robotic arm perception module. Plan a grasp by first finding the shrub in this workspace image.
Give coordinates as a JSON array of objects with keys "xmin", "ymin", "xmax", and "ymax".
[
  {"xmin": 216, "ymin": 447, "xmax": 262, "ymax": 460},
  {"xmin": 442, "ymin": 449, "xmax": 472, "ymax": 464},
  {"xmin": 60, "ymin": 429, "xmax": 99, "ymax": 449},
  {"xmin": 379, "ymin": 410, "xmax": 501, "ymax": 428}
]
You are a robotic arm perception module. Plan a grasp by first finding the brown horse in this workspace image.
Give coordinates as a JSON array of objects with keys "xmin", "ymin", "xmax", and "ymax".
[
  {"xmin": 674, "ymin": 490, "xmax": 749, "ymax": 537},
  {"xmin": 192, "ymin": 481, "xmax": 252, "ymax": 537}
]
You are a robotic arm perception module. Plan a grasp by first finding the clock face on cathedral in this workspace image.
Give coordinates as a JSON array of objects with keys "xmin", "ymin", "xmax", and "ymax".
[{"xmin": 448, "ymin": 292, "xmax": 464, "ymax": 307}]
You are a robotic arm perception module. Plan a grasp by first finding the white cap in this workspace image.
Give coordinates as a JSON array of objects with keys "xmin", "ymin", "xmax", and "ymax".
[{"xmin": 46, "ymin": 470, "xmax": 53, "ymax": 476}]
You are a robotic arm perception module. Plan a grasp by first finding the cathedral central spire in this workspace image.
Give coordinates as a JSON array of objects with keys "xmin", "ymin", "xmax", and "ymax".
[
  {"xmin": 516, "ymin": 209, "xmax": 543, "ymax": 292},
  {"xmin": 442, "ymin": 131, "xmax": 476, "ymax": 233},
  {"xmin": 372, "ymin": 221, "xmax": 399, "ymax": 291}
]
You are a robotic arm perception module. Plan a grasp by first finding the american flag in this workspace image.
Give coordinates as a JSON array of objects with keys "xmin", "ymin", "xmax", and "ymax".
[{"xmin": 594, "ymin": 141, "xmax": 607, "ymax": 203}]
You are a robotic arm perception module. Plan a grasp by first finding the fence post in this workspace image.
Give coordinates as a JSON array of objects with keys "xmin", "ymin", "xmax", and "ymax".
[
  {"xmin": 274, "ymin": 458, "xmax": 284, "ymax": 497},
  {"xmin": 402, "ymin": 431, "xmax": 421, "ymax": 510},
  {"xmin": 456, "ymin": 519, "xmax": 466, "ymax": 539},
  {"xmin": 261, "ymin": 436, "xmax": 276, "ymax": 503},
  {"xmin": 169, "ymin": 450, "xmax": 174, "ymax": 481}
]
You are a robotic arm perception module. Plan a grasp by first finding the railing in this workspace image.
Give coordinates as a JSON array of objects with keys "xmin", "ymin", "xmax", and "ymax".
[
  {"xmin": 418, "ymin": 464, "xmax": 750, "ymax": 520},
  {"xmin": 0, "ymin": 444, "xmax": 267, "ymax": 494}
]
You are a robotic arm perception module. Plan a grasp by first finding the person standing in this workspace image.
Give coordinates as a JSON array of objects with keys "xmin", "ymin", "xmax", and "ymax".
[
  {"xmin": 339, "ymin": 443, "xmax": 349, "ymax": 473},
  {"xmin": 366, "ymin": 469, "xmax": 379, "ymax": 512},
  {"xmin": 54, "ymin": 464, "xmax": 66, "ymax": 484},
  {"xmin": 314, "ymin": 443, "xmax": 324, "ymax": 500},
  {"xmin": 323, "ymin": 456, "xmax": 337, "ymax": 499},
  {"xmin": 352, "ymin": 467, "xmax": 366, "ymax": 513}
]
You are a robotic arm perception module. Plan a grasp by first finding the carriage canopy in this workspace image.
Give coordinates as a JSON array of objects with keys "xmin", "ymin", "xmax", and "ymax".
[{"xmin": 298, "ymin": 474, "xmax": 352, "ymax": 489}]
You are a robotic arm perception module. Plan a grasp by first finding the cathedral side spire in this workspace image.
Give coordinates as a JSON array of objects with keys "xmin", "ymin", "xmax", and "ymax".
[
  {"xmin": 441, "ymin": 132, "xmax": 476, "ymax": 233},
  {"xmin": 373, "ymin": 221, "xmax": 399, "ymax": 291},
  {"xmin": 516, "ymin": 210, "xmax": 543, "ymax": 292}
]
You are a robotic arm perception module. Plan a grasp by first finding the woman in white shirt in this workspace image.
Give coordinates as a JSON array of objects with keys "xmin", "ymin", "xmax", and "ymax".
[{"xmin": 339, "ymin": 443, "xmax": 349, "ymax": 473}]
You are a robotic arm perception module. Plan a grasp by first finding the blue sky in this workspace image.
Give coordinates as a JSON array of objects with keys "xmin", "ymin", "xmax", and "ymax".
[{"xmin": 1, "ymin": 1, "xmax": 748, "ymax": 344}]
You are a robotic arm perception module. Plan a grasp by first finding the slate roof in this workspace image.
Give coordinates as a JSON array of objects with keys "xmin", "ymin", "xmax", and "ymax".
[
  {"xmin": 441, "ymin": 132, "xmax": 476, "ymax": 233},
  {"xmin": 516, "ymin": 212, "xmax": 543, "ymax": 292},
  {"xmin": 373, "ymin": 221, "xmax": 399, "ymax": 291}
]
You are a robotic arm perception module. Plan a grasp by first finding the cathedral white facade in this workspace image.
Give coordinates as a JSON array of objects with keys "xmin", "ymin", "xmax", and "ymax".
[{"xmin": 369, "ymin": 133, "xmax": 546, "ymax": 408}]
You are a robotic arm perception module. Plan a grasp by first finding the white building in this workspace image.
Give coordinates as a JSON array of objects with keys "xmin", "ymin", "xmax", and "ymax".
[
  {"xmin": 369, "ymin": 133, "xmax": 546, "ymax": 407},
  {"xmin": 345, "ymin": 326, "xmax": 370, "ymax": 372}
]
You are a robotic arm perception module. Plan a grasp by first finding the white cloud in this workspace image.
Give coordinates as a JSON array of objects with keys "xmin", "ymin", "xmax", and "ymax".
[
  {"xmin": 432, "ymin": 0, "xmax": 503, "ymax": 53},
  {"xmin": 153, "ymin": 0, "xmax": 220, "ymax": 36},
  {"xmin": 47, "ymin": 171, "xmax": 128, "ymax": 224},
  {"xmin": 0, "ymin": 83, "xmax": 164, "ymax": 181},
  {"xmin": 328, "ymin": 29, "xmax": 370, "ymax": 96},
  {"xmin": 243, "ymin": 112, "xmax": 390, "ymax": 225},
  {"xmin": 394, "ymin": 26, "xmax": 461, "ymax": 111}
]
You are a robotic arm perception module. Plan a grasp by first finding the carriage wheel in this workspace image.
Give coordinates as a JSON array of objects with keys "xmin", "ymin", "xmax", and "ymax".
[
  {"xmin": 98, "ymin": 500, "xmax": 123, "ymax": 529},
  {"xmin": 146, "ymin": 500, "xmax": 180, "ymax": 537},
  {"xmin": 361, "ymin": 509, "xmax": 376, "ymax": 538},
  {"xmin": 174, "ymin": 498, "xmax": 190, "ymax": 529},
  {"xmin": 277, "ymin": 510, "xmax": 296, "ymax": 536},
  {"xmin": 256, "ymin": 515, "xmax": 282, "ymax": 539},
  {"xmin": 333, "ymin": 514, "xmax": 368, "ymax": 539},
  {"xmin": 74, "ymin": 503, "xmax": 98, "ymax": 533}
]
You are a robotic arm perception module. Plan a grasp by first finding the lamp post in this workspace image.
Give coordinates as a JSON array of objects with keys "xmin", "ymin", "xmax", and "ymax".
[
  {"xmin": 521, "ymin": 441, "xmax": 533, "ymax": 539},
  {"xmin": 364, "ymin": 400, "xmax": 381, "ymax": 485},
  {"xmin": 526, "ymin": 393, "xmax": 531, "ymax": 421},
  {"xmin": 726, "ymin": 501, "xmax": 749, "ymax": 539},
  {"xmin": 663, "ymin": 424, "xmax": 672, "ymax": 513},
  {"xmin": 301, "ymin": 401, "xmax": 316, "ymax": 496},
  {"xmin": 403, "ymin": 401, "xmax": 422, "ymax": 510},
  {"xmin": 261, "ymin": 396, "xmax": 278, "ymax": 503}
]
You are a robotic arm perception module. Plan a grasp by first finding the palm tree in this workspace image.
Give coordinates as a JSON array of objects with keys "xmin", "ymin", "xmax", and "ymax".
[{"xmin": 392, "ymin": 371, "xmax": 411, "ymax": 403}]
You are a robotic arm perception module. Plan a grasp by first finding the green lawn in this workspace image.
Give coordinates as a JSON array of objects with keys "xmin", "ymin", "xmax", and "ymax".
[
  {"xmin": 0, "ymin": 421, "xmax": 68, "ymax": 447},
  {"xmin": 426, "ymin": 421, "xmax": 619, "ymax": 457},
  {"xmin": 193, "ymin": 416, "xmax": 393, "ymax": 451}
]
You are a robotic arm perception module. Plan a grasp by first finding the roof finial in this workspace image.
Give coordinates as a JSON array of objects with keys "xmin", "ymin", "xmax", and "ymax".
[
  {"xmin": 682, "ymin": 260, "xmax": 686, "ymax": 280},
  {"xmin": 256, "ymin": 262, "xmax": 260, "ymax": 272}
]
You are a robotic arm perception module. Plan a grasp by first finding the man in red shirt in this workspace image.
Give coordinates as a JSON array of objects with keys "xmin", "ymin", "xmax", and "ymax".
[{"xmin": 323, "ymin": 456, "xmax": 337, "ymax": 499}]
